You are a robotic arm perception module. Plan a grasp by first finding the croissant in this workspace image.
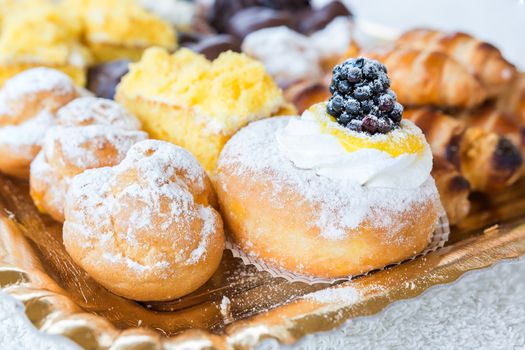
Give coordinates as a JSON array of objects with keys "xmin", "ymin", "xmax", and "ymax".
[
  {"xmin": 497, "ymin": 73, "xmax": 525, "ymax": 125},
  {"xmin": 405, "ymin": 107, "xmax": 523, "ymax": 192},
  {"xmin": 397, "ymin": 29, "xmax": 517, "ymax": 96},
  {"xmin": 458, "ymin": 103, "xmax": 525, "ymax": 153},
  {"xmin": 404, "ymin": 107, "xmax": 465, "ymax": 166},
  {"xmin": 431, "ymin": 157, "xmax": 471, "ymax": 225},
  {"xmin": 364, "ymin": 46, "xmax": 487, "ymax": 109}
]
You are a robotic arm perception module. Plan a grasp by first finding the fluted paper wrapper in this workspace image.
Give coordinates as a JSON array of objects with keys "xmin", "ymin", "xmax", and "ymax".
[{"xmin": 226, "ymin": 212, "xmax": 450, "ymax": 284}]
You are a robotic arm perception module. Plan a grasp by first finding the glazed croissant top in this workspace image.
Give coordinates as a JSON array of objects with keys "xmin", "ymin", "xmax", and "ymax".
[
  {"xmin": 364, "ymin": 46, "xmax": 487, "ymax": 109},
  {"xmin": 396, "ymin": 29, "xmax": 517, "ymax": 96}
]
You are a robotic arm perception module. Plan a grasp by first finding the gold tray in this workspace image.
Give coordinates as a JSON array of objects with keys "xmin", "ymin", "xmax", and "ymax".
[{"xmin": 1, "ymin": 174, "xmax": 525, "ymax": 350}]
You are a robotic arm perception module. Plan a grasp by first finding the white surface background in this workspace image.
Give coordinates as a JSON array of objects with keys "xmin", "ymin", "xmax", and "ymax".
[
  {"xmin": 344, "ymin": 0, "xmax": 525, "ymax": 69},
  {"xmin": 1, "ymin": 1, "xmax": 525, "ymax": 349}
]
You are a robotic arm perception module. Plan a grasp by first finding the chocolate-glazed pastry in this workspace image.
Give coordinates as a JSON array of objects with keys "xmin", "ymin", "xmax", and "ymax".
[
  {"xmin": 298, "ymin": 1, "xmax": 352, "ymax": 34},
  {"xmin": 210, "ymin": 0, "xmax": 260, "ymax": 32},
  {"xmin": 211, "ymin": 0, "xmax": 310, "ymax": 33},
  {"xmin": 259, "ymin": 0, "xmax": 311, "ymax": 10},
  {"xmin": 87, "ymin": 60, "xmax": 130, "ymax": 100},
  {"xmin": 226, "ymin": 7, "xmax": 296, "ymax": 39},
  {"xmin": 183, "ymin": 34, "xmax": 242, "ymax": 60},
  {"xmin": 177, "ymin": 31, "xmax": 205, "ymax": 46}
]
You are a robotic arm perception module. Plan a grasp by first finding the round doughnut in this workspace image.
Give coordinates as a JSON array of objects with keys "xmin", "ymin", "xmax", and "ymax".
[
  {"xmin": 63, "ymin": 140, "xmax": 224, "ymax": 301},
  {"xmin": 0, "ymin": 68, "xmax": 78, "ymax": 178},
  {"xmin": 216, "ymin": 117, "xmax": 441, "ymax": 278}
]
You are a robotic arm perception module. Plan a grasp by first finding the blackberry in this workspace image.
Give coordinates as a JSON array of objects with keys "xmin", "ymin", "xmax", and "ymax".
[
  {"xmin": 354, "ymin": 85, "xmax": 371, "ymax": 101},
  {"xmin": 338, "ymin": 112, "xmax": 352, "ymax": 125},
  {"xmin": 389, "ymin": 102, "xmax": 403, "ymax": 123},
  {"xmin": 326, "ymin": 57, "xmax": 403, "ymax": 134},
  {"xmin": 378, "ymin": 94, "xmax": 394, "ymax": 112},
  {"xmin": 337, "ymin": 80, "xmax": 351, "ymax": 94},
  {"xmin": 344, "ymin": 98, "xmax": 360, "ymax": 114},
  {"xmin": 346, "ymin": 67, "xmax": 362, "ymax": 83}
]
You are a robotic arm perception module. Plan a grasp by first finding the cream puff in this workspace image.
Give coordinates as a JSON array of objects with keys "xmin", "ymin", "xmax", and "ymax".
[
  {"xmin": 116, "ymin": 47, "xmax": 294, "ymax": 173},
  {"xmin": 63, "ymin": 140, "xmax": 224, "ymax": 301},
  {"xmin": 0, "ymin": 68, "xmax": 78, "ymax": 178},
  {"xmin": 216, "ymin": 58, "xmax": 441, "ymax": 278},
  {"xmin": 30, "ymin": 97, "xmax": 146, "ymax": 222}
]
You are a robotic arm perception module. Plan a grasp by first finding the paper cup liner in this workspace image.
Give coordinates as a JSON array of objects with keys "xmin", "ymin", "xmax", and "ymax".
[{"xmin": 225, "ymin": 210, "xmax": 450, "ymax": 285}]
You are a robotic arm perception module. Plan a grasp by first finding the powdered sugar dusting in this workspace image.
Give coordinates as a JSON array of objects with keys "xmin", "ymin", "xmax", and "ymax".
[
  {"xmin": 304, "ymin": 285, "xmax": 361, "ymax": 305},
  {"xmin": 218, "ymin": 117, "xmax": 440, "ymax": 240},
  {"xmin": 2, "ymin": 68, "xmax": 74, "ymax": 103},
  {"xmin": 56, "ymin": 97, "xmax": 142, "ymax": 130},
  {"xmin": 44, "ymin": 125, "xmax": 147, "ymax": 169},
  {"xmin": 0, "ymin": 111, "xmax": 54, "ymax": 156},
  {"xmin": 64, "ymin": 140, "xmax": 219, "ymax": 277}
]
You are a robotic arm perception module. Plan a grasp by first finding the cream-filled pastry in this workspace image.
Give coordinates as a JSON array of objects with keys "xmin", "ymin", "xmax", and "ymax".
[
  {"xmin": 0, "ymin": 68, "xmax": 78, "ymax": 178},
  {"xmin": 63, "ymin": 140, "xmax": 224, "ymax": 301},
  {"xmin": 216, "ymin": 57, "xmax": 441, "ymax": 278},
  {"xmin": 30, "ymin": 97, "xmax": 146, "ymax": 222}
]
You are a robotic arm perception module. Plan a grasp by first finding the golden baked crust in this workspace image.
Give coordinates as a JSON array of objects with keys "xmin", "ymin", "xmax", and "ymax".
[
  {"xmin": 30, "ymin": 97, "xmax": 146, "ymax": 222},
  {"xmin": 364, "ymin": 46, "xmax": 487, "ymax": 109},
  {"xmin": 397, "ymin": 29, "xmax": 517, "ymax": 97},
  {"xmin": 216, "ymin": 118, "xmax": 440, "ymax": 278},
  {"xmin": 0, "ymin": 68, "xmax": 78, "ymax": 178},
  {"xmin": 63, "ymin": 140, "xmax": 224, "ymax": 301}
]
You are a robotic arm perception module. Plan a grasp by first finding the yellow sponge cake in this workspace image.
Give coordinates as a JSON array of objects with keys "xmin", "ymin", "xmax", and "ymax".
[
  {"xmin": 0, "ymin": 0, "xmax": 92, "ymax": 86},
  {"xmin": 116, "ymin": 47, "xmax": 294, "ymax": 173},
  {"xmin": 82, "ymin": 0, "xmax": 177, "ymax": 62}
]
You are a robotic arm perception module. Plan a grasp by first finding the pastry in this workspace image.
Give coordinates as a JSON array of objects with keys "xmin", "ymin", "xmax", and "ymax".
[
  {"xmin": 138, "ymin": 0, "xmax": 197, "ymax": 32},
  {"xmin": 498, "ymin": 73, "xmax": 525, "ymax": 125},
  {"xmin": 87, "ymin": 60, "xmax": 131, "ymax": 99},
  {"xmin": 405, "ymin": 108, "xmax": 523, "ymax": 192},
  {"xmin": 458, "ymin": 103, "xmax": 525, "ymax": 155},
  {"xmin": 284, "ymin": 80, "xmax": 331, "ymax": 114},
  {"xmin": 116, "ymin": 47, "xmax": 294, "ymax": 173},
  {"xmin": 0, "ymin": 0, "xmax": 92, "ymax": 86},
  {"xmin": 63, "ymin": 140, "xmax": 224, "ymax": 301},
  {"xmin": 81, "ymin": 0, "xmax": 177, "ymax": 62},
  {"xmin": 183, "ymin": 34, "xmax": 242, "ymax": 60},
  {"xmin": 210, "ymin": 0, "xmax": 351, "ymax": 39},
  {"xmin": 431, "ymin": 158, "xmax": 470, "ymax": 225},
  {"xmin": 0, "ymin": 68, "xmax": 78, "ymax": 178},
  {"xmin": 242, "ymin": 26, "xmax": 324, "ymax": 87},
  {"xmin": 364, "ymin": 46, "xmax": 487, "ymax": 109},
  {"xmin": 54, "ymin": 96, "xmax": 142, "ymax": 130},
  {"xmin": 242, "ymin": 16, "xmax": 354, "ymax": 87},
  {"xmin": 30, "ymin": 97, "xmax": 146, "ymax": 221},
  {"xmin": 396, "ymin": 29, "xmax": 517, "ymax": 97},
  {"xmin": 216, "ymin": 58, "xmax": 441, "ymax": 277}
]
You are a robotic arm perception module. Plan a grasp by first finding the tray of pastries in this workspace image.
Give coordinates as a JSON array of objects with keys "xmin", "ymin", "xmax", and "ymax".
[{"xmin": 1, "ymin": 1, "xmax": 524, "ymax": 349}]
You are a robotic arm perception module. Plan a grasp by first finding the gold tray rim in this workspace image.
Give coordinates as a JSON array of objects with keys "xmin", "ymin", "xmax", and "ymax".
[{"xmin": 2, "ymin": 210, "xmax": 525, "ymax": 350}]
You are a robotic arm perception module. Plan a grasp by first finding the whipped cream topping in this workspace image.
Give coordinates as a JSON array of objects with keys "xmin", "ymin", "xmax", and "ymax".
[{"xmin": 276, "ymin": 109, "xmax": 433, "ymax": 189}]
